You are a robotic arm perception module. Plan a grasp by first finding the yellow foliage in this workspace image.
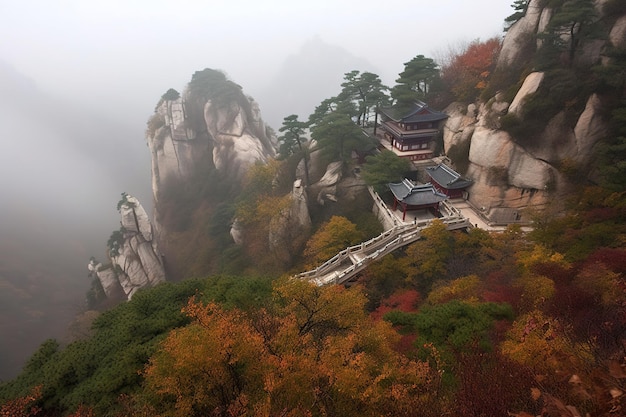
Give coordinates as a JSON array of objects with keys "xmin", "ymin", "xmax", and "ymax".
[
  {"xmin": 501, "ymin": 310, "xmax": 591, "ymax": 378},
  {"xmin": 516, "ymin": 244, "xmax": 570, "ymax": 271},
  {"xmin": 402, "ymin": 220, "xmax": 452, "ymax": 283},
  {"xmin": 514, "ymin": 274, "xmax": 556, "ymax": 311},
  {"xmin": 143, "ymin": 280, "xmax": 440, "ymax": 416},
  {"xmin": 426, "ymin": 275, "xmax": 481, "ymax": 305},
  {"xmin": 574, "ymin": 262, "xmax": 623, "ymax": 307},
  {"xmin": 303, "ymin": 216, "xmax": 363, "ymax": 268}
]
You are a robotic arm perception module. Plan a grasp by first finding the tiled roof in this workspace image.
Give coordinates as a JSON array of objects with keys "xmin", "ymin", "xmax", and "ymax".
[
  {"xmin": 388, "ymin": 179, "xmax": 448, "ymax": 206},
  {"xmin": 379, "ymin": 100, "xmax": 448, "ymax": 123},
  {"xmin": 425, "ymin": 163, "xmax": 473, "ymax": 190}
]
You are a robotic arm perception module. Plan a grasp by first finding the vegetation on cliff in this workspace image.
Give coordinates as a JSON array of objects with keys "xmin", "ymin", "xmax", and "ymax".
[{"xmin": 2, "ymin": 186, "xmax": 625, "ymax": 416}]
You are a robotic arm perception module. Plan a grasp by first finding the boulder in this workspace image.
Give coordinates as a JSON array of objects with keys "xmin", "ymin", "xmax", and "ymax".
[
  {"xmin": 147, "ymin": 71, "xmax": 277, "ymax": 207},
  {"xmin": 573, "ymin": 94, "xmax": 608, "ymax": 163},
  {"xmin": 311, "ymin": 161, "xmax": 343, "ymax": 205},
  {"xmin": 268, "ymin": 179, "xmax": 312, "ymax": 264},
  {"xmin": 89, "ymin": 195, "xmax": 165, "ymax": 300},
  {"xmin": 443, "ymin": 103, "xmax": 477, "ymax": 152},
  {"xmin": 508, "ymin": 72, "xmax": 544, "ymax": 116},
  {"xmin": 497, "ymin": 0, "xmax": 544, "ymax": 68},
  {"xmin": 609, "ymin": 15, "xmax": 626, "ymax": 48}
]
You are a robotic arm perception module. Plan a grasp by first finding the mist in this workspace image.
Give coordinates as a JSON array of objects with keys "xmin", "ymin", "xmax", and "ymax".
[{"xmin": 0, "ymin": 0, "xmax": 513, "ymax": 380}]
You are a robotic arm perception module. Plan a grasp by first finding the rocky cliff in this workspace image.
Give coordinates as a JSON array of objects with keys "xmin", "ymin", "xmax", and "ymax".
[
  {"xmin": 443, "ymin": 0, "xmax": 625, "ymax": 223},
  {"xmin": 88, "ymin": 194, "xmax": 165, "ymax": 300},
  {"xmin": 142, "ymin": 69, "xmax": 279, "ymax": 278},
  {"xmin": 146, "ymin": 70, "xmax": 277, "ymax": 207}
]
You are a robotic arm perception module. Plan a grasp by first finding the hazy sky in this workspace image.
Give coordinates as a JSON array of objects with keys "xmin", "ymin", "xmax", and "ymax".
[
  {"xmin": 1, "ymin": 0, "xmax": 513, "ymax": 121},
  {"xmin": 0, "ymin": 0, "xmax": 514, "ymax": 380}
]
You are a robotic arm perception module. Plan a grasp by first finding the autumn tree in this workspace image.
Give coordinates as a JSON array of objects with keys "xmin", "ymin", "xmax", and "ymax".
[
  {"xmin": 235, "ymin": 160, "xmax": 292, "ymax": 271},
  {"xmin": 144, "ymin": 300, "xmax": 267, "ymax": 417},
  {"xmin": 501, "ymin": 310, "xmax": 592, "ymax": 381},
  {"xmin": 426, "ymin": 275, "xmax": 482, "ymax": 305},
  {"xmin": 360, "ymin": 254, "xmax": 408, "ymax": 310},
  {"xmin": 303, "ymin": 216, "xmax": 364, "ymax": 267},
  {"xmin": 401, "ymin": 220, "xmax": 454, "ymax": 290},
  {"xmin": 440, "ymin": 38, "xmax": 501, "ymax": 102},
  {"xmin": 142, "ymin": 279, "xmax": 441, "ymax": 417},
  {"xmin": 0, "ymin": 386, "xmax": 41, "ymax": 417}
]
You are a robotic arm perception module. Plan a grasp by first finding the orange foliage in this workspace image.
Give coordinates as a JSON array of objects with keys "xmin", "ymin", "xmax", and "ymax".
[
  {"xmin": 0, "ymin": 386, "xmax": 41, "ymax": 417},
  {"xmin": 441, "ymin": 38, "xmax": 501, "ymax": 102},
  {"xmin": 68, "ymin": 405, "xmax": 95, "ymax": 417},
  {"xmin": 370, "ymin": 289, "xmax": 420, "ymax": 321},
  {"xmin": 143, "ymin": 280, "xmax": 440, "ymax": 417}
]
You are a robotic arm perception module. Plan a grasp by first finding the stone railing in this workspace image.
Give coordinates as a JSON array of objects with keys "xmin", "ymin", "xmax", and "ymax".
[{"xmin": 296, "ymin": 215, "xmax": 471, "ymax": 285}]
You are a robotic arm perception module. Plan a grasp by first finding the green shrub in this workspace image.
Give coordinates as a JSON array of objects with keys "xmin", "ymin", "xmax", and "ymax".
[
  {"xmin": 487, "ymin": 166, "xmax": 509, "ymax": 186},
  {"xmin": 446, "ymin": 139, "xmax": 471, "ymax": 174},
  {"xmin": 557, "ymin": 158, "xmax": 582, "ymax": 181},
  {"xmin": 161, "ymin": 88, "xmax": 180, "ymax": 101},
  {"xmin": 145, "ymin": 113, "xmax": 165, "ymax": 138},
  {"xmin": 603, "ymin": 0, "xmax": 626, "ymax": 18}
]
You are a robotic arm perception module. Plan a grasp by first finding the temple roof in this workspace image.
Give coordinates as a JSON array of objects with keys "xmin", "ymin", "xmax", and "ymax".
[
  {"xmin": 388, "ymin": 179, "xmax": 448, "ymax": 206},
  {"xmin": 379, "ymin": 100, "xmax": 448, "ymax": 123},
  {"xmin": 426, "ymin": 163, "xmax": 473, "ymax": 190}
]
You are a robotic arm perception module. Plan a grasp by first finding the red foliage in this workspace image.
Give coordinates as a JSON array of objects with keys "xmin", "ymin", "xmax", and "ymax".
[
  {"xmin": 481, "ymin": 270, "xmax": 521, "ymax": 308},
  {"xmin": 583, "ymin": 247, "xmax": 626, "ymax": 273},
  {"xmin": 441, "ymin": 38, "xmax": 502, "ymax": 102},
  {"xmin": 453, "ymin": 350, "xmax": 537, "ymax": 417},
  {"xmin": 67, "ymin": 406, "xmax": 94, "ymax": 417},
  {"xmin": 0, "ymin": 386, "xmax": 42, "ymax": 417},
  {"xmin": 583, "ymin": 207, "xmax": 620, "ymax": 223},
  {"xmin": 370, "ymin": 289, "xmax": 420, "ymax": 321},
  {"xmin": 395, "ymin": 333, "xmax": 418, "ymax": 355}
]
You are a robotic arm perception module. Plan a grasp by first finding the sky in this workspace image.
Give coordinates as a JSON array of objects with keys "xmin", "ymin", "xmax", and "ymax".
[
  {"xmin": 1, "ymin": 0, "xmax": 513, "ymax": 123},
  {"xmin": 0, "ymin": 0, "xmax": 514, "ymax": 380}
]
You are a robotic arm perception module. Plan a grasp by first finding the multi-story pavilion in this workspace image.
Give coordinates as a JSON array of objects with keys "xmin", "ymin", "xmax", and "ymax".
[{"xmin": 377, "ymin": 101, "xmax": 448, "ymax": 161}]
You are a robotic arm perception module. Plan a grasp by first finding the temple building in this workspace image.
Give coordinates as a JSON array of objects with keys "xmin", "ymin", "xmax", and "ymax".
[
  {"xmin": 425, "ymin": 163, "xmax": 473, "ymax": 199},
  {"xmin": 388, "ymin": 179, "xmax": 448, "ymax": 220},
  {"xmin": 377, "ymin": 101, "xmax": 448, "ymax": 161}
]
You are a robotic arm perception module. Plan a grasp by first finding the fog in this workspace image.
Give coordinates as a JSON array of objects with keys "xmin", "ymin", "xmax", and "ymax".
[{"xmin": 0, "ymin": 0, "xmax": 513, "ymax": 380}]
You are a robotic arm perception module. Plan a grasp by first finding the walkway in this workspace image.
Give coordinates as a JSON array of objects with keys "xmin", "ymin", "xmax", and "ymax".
[{"xmin": 295, "ymin": 190, "xmax": 471, "ymax": 285}]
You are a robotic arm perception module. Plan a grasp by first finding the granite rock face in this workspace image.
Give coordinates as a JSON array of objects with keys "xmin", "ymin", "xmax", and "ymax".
[
  {"xmin": 148, "ymin": 92, "xmax": 276, "ymax": 206},
  {"xmin": 144, "ymin": 70, "xmax": 278, "ymax": 269},
  {"xmin": 88, "ymin": 195, "xmax": 165, "ymax": 300},
  {"xmin": 442, "ymin": 0, "xmax": 622, "ymax": 221},
  {"xmin": 268, "ymin": 179, "xmax": 313, "ymax": 264}
]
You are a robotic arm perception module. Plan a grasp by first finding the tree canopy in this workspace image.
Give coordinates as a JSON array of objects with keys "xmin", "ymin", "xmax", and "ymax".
[
  {"xmin": 391, "ymin": 55, "xmax": 440, "ymax": 109},
  {"xmin": 360, "ymin": 150, "xmax": 412, "ymax": 193},
  {"xmin": 339, "ymin": 70, "xmax": 390, "ymax": 127},
  {"xmin": 310, "ymin": 111, "xmax": 376, "ymax": 165}
]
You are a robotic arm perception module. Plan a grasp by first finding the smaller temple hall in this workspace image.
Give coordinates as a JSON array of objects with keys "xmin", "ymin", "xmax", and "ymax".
[
  {"xmin": 425, "ymin": 163, "xmax": 473, "ymax": 199},
  {"xmin": 388, "ymin": 179, "xmax": 448, "ymax": 220}
]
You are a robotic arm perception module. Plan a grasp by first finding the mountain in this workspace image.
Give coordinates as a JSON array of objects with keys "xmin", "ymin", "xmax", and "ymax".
[{"xmin": 257, "ymin": 37, "xmax": 381, "ymax": 130}]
